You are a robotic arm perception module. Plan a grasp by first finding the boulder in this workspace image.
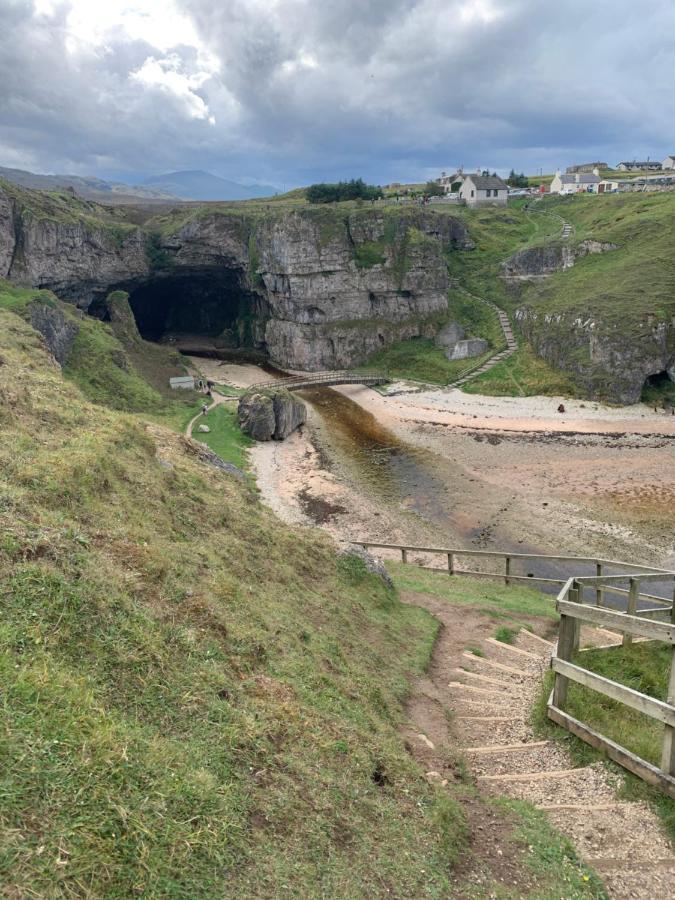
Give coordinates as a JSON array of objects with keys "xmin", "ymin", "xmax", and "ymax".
[
  {"xmin": 29, "ymin": 300, "xmax": 78, "ymax": 367},
  {"xmin": 434, "ymin": 320, "xmax": 465, "ymax": 350},
  {"xmin": 446, "ymin": 338, "xmax": 488, "ymax": 361},
  {"xmin": 237, "ymin": 388, "xmax": 306, "ymax": 441},
  {"xmin": 198, "ymin": 424, "xmax": 210, "ymax": 433}
]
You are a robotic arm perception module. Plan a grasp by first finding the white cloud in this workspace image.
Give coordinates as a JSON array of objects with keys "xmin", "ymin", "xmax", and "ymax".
[{"xmin": 131, "ymin": 54, "xmax": 217, "ymax": 122}]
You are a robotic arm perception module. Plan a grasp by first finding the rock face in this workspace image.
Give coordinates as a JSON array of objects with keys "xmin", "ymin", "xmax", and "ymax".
[
  {"xmin": 256, "ymin": 209, "xmax": 473, "ymax": 369},
  {"xmin": 237, "ymin": 388, "xmax": 307, "ymax": 441},
  {"xmin": 502, "ymin": 240, "xmax": 618, "ymax": 279},
  {"xmin": 516, "ymin": 307, "xmax": 674, "ymax": 403},
  {"xmin": 28, "ymin": 300, "xmax": 79, "ymax": 366}
]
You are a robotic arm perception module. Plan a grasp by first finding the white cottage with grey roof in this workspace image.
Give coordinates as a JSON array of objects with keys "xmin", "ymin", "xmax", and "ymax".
[
  {"xmin": 458, "ymin": 174, "xmax": 509, "ymax": 207},
  {"xmin": 550, "ymin": 171, "xmax": 601, "ymax": 194}
]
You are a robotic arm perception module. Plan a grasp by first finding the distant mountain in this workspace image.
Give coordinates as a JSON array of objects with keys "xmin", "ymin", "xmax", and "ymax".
[
  {"xmin": 0, "ymin": 165, "xmax": 179, "ymax": 202},
  {"xmin": 141, "ymin": 170, "xmax": 279, "ymax": 201}
]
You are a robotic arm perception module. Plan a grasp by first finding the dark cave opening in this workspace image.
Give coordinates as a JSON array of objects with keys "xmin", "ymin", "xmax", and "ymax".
[{"xmin": 123, "ymin": 268, "xmax": 263, "ymax": 347}]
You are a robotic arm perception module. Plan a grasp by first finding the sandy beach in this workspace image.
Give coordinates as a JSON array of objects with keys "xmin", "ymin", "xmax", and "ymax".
[{"xmin": 194, "ymin": 358, "xmax": 675, "ymax": 571}]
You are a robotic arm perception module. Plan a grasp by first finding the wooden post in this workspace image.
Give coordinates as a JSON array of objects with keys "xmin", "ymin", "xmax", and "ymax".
[
  {"xmin": 623, "ymin": 578, "xmax": 639, "ymax": 647},
  {"xmin": 447, "ymin": 552, "xmax": 454, "ymax": 576},
  {"xmin": 570, "ymin": 582, "xmax": 582, "ymax": 654},
  {"xmin": 552, "ymin": 587, "xmax": 580, "ymax": 710},
  {"xmin": 661, "ymin": 585, "xmax": 675, "ymax": 778},
  {"xmin": 401, "ymin": 548, "xmax": 408, "ymax": 564},
  {"xmin": 596, "ymin": 562, "xmax": 603, "ymax": 606},
  {"xmin": 505, "ymin": 556, "xmax": 511, "ymax": 586}
]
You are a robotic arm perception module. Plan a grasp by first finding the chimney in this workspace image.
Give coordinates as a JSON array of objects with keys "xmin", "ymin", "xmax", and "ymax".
[{"xmin": 592, "ymin": 167, "xmax": 600, "ymax": 176}]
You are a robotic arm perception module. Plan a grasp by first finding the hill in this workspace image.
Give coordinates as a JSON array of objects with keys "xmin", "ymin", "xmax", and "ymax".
[
  {"xmin": 0, "ymin": 286, "xmax": 458, "ymax": 896},
  {"xmin": 0, "ymin": 165, "xmax": 179, "ymax": 203},
  {"xmin": 141, "ymin": 170, "xmax": 279, "ymax": 201}
]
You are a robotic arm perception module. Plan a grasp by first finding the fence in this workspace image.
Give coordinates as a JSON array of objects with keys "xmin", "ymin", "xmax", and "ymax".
[
  {"xmin": 549, "ymin": 573, "xmax": 675, "ymax": 799},
  {"xmin": 353, "ymin": 539, "xmax": 675, "ymax": 796},
  {"xmin": 253, "ymin": 370, "xmax": 389, "ymax": 391}
]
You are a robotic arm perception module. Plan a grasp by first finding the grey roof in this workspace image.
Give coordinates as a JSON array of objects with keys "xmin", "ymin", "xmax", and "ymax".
[
  {"xmin": 618, "ymin": 161, "xmax": 661, "ymax": 167},
  {"xmin": 465, "ymin": 175, "xmax": 508, "ymax": 190},
  {"xmin": 560, "ymin": 173, "xmax": 601, "ymax": 184}
]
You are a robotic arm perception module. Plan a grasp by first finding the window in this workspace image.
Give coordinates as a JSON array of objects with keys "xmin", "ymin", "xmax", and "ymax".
[
  {"xmin": 486, "ymin": 189, "xmax": 492, "ymax": 197},
  {"xmin": 471, "ymin": 189, "xmax": 474, "ymax": 197}
]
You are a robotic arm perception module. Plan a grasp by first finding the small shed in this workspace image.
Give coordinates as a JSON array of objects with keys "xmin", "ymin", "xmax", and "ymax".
[{"xmin": 169, "ymin": 375, "xmax": 196, "ymax": 390}]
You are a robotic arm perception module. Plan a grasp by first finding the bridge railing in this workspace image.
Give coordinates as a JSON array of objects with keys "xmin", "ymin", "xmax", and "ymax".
[{"xmin": 252, "ymin": 370, "xmax": 389, "ymax": 391}]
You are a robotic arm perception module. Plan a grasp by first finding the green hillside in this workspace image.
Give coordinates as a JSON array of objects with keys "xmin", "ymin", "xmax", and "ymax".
[{"xmin": 0, "ymin": 304, "xmax": 467, "ymax": 896}]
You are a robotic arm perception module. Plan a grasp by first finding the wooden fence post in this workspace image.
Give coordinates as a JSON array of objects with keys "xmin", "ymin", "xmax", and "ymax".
[
  {"xmin": 596, "ymin": 562, "xmax": 603, "ymax": 606},
  {"xmin": 505, "ymin": 556, "xmax": 511, "ymax": 586},
  {"xmin": 570, "ymin": 581, "xmax": 582, "ymax": 653},
  {"xmin": 552, "ymin": 583, "xmax": 581, "ymax": 709},
  {"xmin": 623, "ymin": 578, "xmax": 639, "ymax": 647},
  {"xmin": 661, "ymin": 585, "xmax": 675, "ymax": 778},
  {"xmin": 447, "ymin": 552, "xmax": 454, "ymax": 576}
]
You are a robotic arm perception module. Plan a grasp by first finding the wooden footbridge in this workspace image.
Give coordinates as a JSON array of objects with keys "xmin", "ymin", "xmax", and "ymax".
[{"xmin": 253, "ymin": 370, "xmax": 389, "ymax": 392}]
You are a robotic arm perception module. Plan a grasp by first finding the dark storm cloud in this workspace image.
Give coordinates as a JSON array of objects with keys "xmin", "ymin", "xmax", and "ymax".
[{"xmin": 1, "ymin": 0, "xmax": 674, "ymax": 184}]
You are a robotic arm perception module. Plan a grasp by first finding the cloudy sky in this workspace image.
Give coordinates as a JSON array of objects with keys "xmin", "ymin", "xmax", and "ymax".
[{"xmin": 1, "ymin": 0, "xmax": 674, "ymax": 187}]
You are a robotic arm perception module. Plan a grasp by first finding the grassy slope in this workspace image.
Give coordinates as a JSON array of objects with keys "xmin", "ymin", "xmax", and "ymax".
[
  {"xmin": 192, "ymin": 403, "xmax": 253, "ymax": 469},
  {"xmin": 0, "ymin": 307, "xmax": 472, "ymax": 897},
  {"xmin": 523, "ymin": 192, "xmax": 675, "ymax": 325}
]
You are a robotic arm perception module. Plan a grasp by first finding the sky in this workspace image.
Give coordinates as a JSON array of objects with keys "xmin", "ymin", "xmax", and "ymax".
[{"xmin": 1, "ymin": 0, "xmax": 674, "ymax": 188}]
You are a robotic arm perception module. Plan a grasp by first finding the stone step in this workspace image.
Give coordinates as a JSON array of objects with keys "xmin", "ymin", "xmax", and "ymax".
[
  {"xmin": 453, "ymin": 716, "xmax": 534, "ymax": 746},
  {"xmin": 461, "ymin": 651, "xmax": 530, "ymax": 680},
  {"xmin": 485, "ymin": 637, "xmax": 541, "ymax": 661},
  {"xmin": 467, "ymin": 743, "xmax": 572, "ymax": 777},
  {"xmin": 596, "ymin": 861, "xmax": 675, "ymax": 899},
  {"xmin": 545, "ymin": 805, "xmax": 674, "ymax": 863},
  {"xmin": 479, "ymin": 764, "xmax": 620, "ymax": 806},
  {"xmin": 453, "ymin": 668, "xmax": 514, "ymax": 690}
]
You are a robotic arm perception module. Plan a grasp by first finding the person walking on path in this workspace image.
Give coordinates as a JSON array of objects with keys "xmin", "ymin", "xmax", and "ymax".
[{"xmin": 202, "ymin": 403, "xmax": 209, "ymax": 416}]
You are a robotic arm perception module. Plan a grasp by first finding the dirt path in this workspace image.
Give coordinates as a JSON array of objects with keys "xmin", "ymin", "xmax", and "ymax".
[
  {"xmin": 185, "ymin": 393, "xmax": 229, "ymax": 439},
  {"xmin": 402, "ymin": 589, "xmax": 675, "ymax": 898}
]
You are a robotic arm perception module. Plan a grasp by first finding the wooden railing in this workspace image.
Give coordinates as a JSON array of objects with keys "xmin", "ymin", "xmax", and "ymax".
[
  {"xmin": 353, "ymin": 540, "xmax": 673, "ymax": 605},
  {"xmin": 353, "ymin": 539, "xmax": 675, "ymax": 796},
  {"xmin": 549, "ymin": 573, "xmax": 675, "ymax": 799},
  {"xmin": 253, "ymin": 370, "xmax": 389, "ymax": 391}
]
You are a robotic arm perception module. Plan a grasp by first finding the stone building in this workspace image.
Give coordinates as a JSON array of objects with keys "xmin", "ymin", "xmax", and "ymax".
[{"xmin": 457, "ymin": 174, "xmax": 509, "ymax": 207}]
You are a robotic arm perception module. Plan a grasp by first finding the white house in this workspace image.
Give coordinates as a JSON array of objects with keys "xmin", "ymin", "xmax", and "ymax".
[
  {"xmin": 458, "ymin": 174, "xmax": 508, "ymax": 207},
  {"xmin": 616, "ymin": 160, "xmax": 662, "ymax": 172},
  {"xmin": 437, "ymin": 169, "xmax": 466, "ymax": 193},
  {"xmin": 550, "ymin": 170, "xmax": 601, "ymax": 194},
  {"xmin": 662, "ymin": 155, "xmax": 675, "ymax": 170}
]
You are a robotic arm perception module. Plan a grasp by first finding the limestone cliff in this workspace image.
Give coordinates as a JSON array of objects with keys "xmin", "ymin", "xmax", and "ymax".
[{"xmin": 0, "ymin": 180, "xmax": 474, "ymax": 371}]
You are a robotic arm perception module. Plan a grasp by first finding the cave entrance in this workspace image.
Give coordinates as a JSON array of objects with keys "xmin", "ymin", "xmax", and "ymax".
[
  {"xmin": 124, "ymin": 268, "xmax": 263, "ymax": 350},
  {"xmin": 641, "ymin": 370, "xmax": 675, "ymax": 407}
]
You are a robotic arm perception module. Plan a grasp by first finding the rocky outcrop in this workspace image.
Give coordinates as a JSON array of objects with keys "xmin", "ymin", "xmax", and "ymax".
[
  {"xmin": 502, "ymin": 240, "xmax": 618, "ymax": 279},
  {"xmin": 516, "ymin": 306, "xmax": 674, "ymax": 403},
  {"xmin": 237, "ymin": 388, "xmax": 307, "ymax": 441},
  {"xmin": 447, "ymin": 338, "xmax": 489, "ymax": 361},
  {"xmin": 28, "ymin": 300, "xmax": 79, "ymax": 367}
]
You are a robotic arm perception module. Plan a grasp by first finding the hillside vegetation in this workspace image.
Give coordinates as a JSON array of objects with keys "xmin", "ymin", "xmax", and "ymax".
[{"xmin": 0, "ymin": 306, "xmax": 474, "ymax": 897}]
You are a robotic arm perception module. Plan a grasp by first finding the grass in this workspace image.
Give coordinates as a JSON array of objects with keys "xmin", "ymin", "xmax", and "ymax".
[
  {"xmin": 464, "ymin": 344, "xmax": 577, "ymax": 397},
  {"xmin": 192, "ymin": 403, "xmax": 253, "ymax": 469},
  {"xmin": 532, "ymin": 641, "xmax": 675, "ymax": 843},
  {"xmin": 494, "ymin": 625, "xmax": 519, "ymax": 644},
  {"xmin": 387, "ymin": 564, "xmax": 558, "ymax": 622},
  {"xmin": 1, "ymin": 306, "xmax": 478, "ymax": 897},
  {"xmin": 358, "ymin": 336, "xmax": 492, "ymax": 386},
  {"xmin": 493, "ymin": 799, "xmax": 607, "ymax": 899}
]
